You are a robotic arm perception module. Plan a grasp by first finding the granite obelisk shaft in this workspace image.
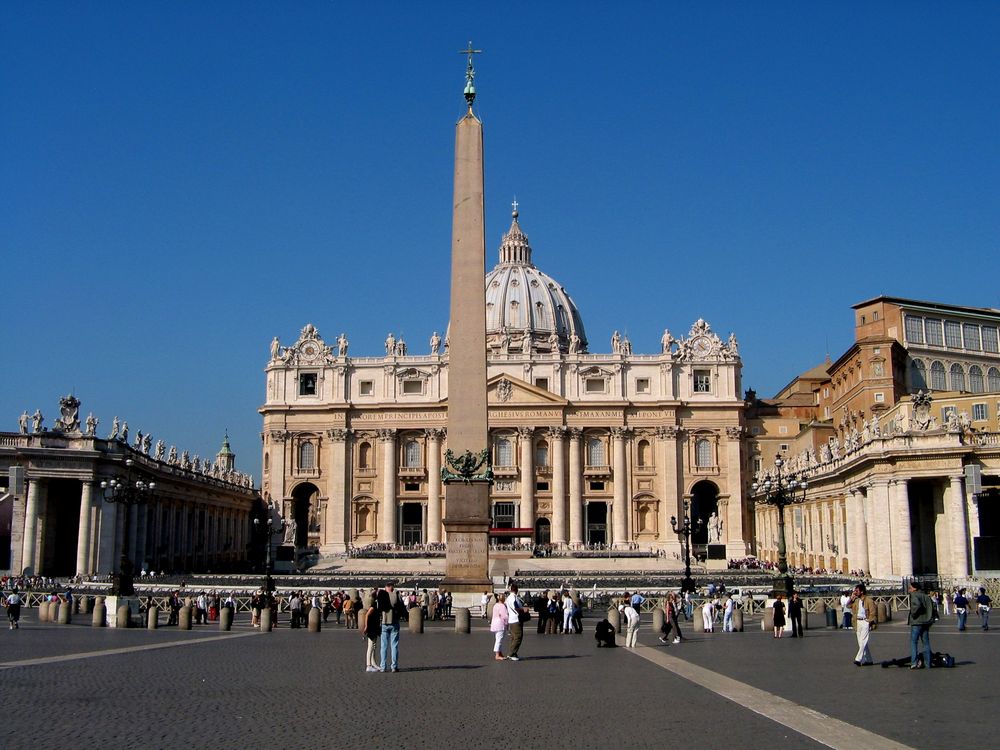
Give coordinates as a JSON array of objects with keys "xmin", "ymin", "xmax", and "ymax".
[{"xmin": 442, "ymin": 110, "xmax": 491, "ymax": 592}]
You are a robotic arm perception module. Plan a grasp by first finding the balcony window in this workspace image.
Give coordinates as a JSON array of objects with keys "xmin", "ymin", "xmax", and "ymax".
[
  {"xmin": 695, "ymin": 438, "xmax": 712, "ymax": 468},
  {"xmin": 299, "ymin": 442, "xmax": 315, "ymax": 470},
  {"xmin": 496, "ymin": 438, "xmax": 513, "ymax": 467},
  {"xmin": 950, "ymin": 363, "xmax": 966, "ymax": 392},
  {"xmin": 904, "ymin": 315, "xmax": 924, "ymax": 344},
  {"xmin": 969, "ymin": 366, "xmax": 985, "ymax": 394},
  {"xmin": 925, "ymin": 319, "xmax": 944, "ymax": 346},
  {"xmin": 930, "ymin": 361, "xmax": 947, "ymax": 391},
  {"xmin": 404, "ymin": 440, "xmax": 421, "ymax": 468},
  {"xmin": 586, "ymin": 437, "xmax": 605, "ymax": 466}
]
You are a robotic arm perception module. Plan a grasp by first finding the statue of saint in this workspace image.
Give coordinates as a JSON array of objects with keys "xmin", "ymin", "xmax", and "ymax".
[
  {"xmin": 168, "ymin": 445, "xmax": 178, "ymax": 464},
  {"xmin": 661, "ymin": 329, "xmax": 675, "ymax": 353},
  {"xmin": 109, "ymin": 416, "xmax": 120, "ymax": 440},
  {"xmin": 142, "ymin": 433, "xmax": 152, "ymax": 454},
  {"xmin": 18, "ymin": 411, "xmax": 29, "ymax": 434},
  {"xmin": 568, "ymin": 333, "xmax": 580, "ymax": 354},
  {"xmin": 611, "ymin": 330, "xmax": 622, "ymax": 354},
  {"xmin": 337, "ymin": 333, "xmax": 348, "ymax": 357},
  {"xmin": 430, "ymin": 331, "xmax": 441, "ymax": 355},
  {"xmin": 708, "ymin": 512, "xmax": 723, "ymax": 543},
  {"xmin": 85, "ymin": 413, "xmax": 98, "ymax": 436},
  {"xmin": 270, "ymin": 336, "xmax": 281, "ymax": 360},
  {"xmin": 31, "ymin": 409, "xmax": 44, "ymax": 433},
  {"xmin": 120, "ymin": 422, "xmax": 129, "ymax": 444},
  {"xmin": 283, "ymin": 518, "xmax": 297, "ymax": 545},
  {"xmin": 155, "ymin": 440, "xmax": 165, "ymax": 460},
  {"xmin": 385, "ymin": 333, "xmax": 395, "ymax": 355}
]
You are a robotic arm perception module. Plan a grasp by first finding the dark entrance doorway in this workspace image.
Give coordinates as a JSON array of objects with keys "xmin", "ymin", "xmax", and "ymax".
[
  {"xmin": 400, "ymin": 502, "xmax": 423, "ymax": 545},
  {"xmin": 690, "ymin": 481, "xmax": 719, "ymax": 546},
  {"xmin": 534, "ymin": 517, "xmax": 551, "ymax": 545},
  {"xmin": 291, "ymin": 483, "xmax": 319, "ymax": 548},
  {"xmin": 909, "ymin": 479, "xmax": 941, "ymax": 575},
  {"xmin": 41, "ymin": 479, "xmax": 82, "ymax": 576},
  {"xmin": 586, "ymin": 502, "xmax": 607, "ymax": 546}
]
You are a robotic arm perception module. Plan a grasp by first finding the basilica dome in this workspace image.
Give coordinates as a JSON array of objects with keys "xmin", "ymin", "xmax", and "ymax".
[{"xmin": 483, "ymin": 209, "xmax": 588, "ymax": 355}]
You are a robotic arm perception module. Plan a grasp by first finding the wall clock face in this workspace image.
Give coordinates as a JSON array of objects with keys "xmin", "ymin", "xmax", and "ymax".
[{"xmin": 693, "ymin": 337, "xmax": 710, "ymax": 356}]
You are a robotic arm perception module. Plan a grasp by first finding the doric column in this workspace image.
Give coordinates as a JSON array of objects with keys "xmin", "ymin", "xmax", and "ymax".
[
  {"xmin": 426, "ymin": 428, "xmax": 445, "ymax": 543},
  {"xmin": 324, "ymin": 428, "xmax": 351, "ymax": 553},
  {"xmin": 568, "ymin": 428, "xmax": 583, "ymax": 547},
  {"xmin": 378, "ymin": 429, "xmax": 397, "ymax": 543},
  {"xmin": 518, "ymin": 427, "xmax": 536, "ymax": 534},
  {"xmin": 868, "ymin": 480, "xmax": 892, "ymax": 578},
  {"xmin": 21, "ymin": 479, "xmax": 42, "ymax": 575},
  {"xmin": 611, "ymin": 427, "xmax": 630, "ymax": 547},
  {"xmin": 946, "ymin": 475, "xmax": 970, "ymax": 577},
  {"xmin": 75, "ymin": 481, "xmax": 95, "ymax": 577},
  {"xmin": 549, "ymin": 427, "xmax": 567, "ymax": 545},
  {"xmin": 889, "ymin": 479, "xmax": 913, "ymax": 578}
]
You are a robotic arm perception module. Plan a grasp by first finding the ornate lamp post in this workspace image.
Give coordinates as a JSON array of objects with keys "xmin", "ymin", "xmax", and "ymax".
[
  {"xmin": 253, "ymin": 516, "xmax": 286, "ymax": 594},
  {"xmin": 100, "ymin": 458, "xmax": 156, "ymax": 596},
  {"xmin": 751, "ymin": 455, "xmax": 808, "ymax": 598},
  {"xmin": 671, "ymin": 499, "xmax": 703, "ymax": 594}
]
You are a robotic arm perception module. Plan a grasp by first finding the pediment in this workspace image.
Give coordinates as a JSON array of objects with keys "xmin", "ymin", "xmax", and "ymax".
[{"xmin": 487, "ymin": 374, "xmax": 567, "ymax": 405}]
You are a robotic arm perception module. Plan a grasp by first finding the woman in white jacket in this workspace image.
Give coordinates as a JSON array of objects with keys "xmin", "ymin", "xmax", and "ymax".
[
  {"xmin": 491, "ymin": 593, "xmax": 509, "ymax": 660},
  {"xmin": 624, "ymin": 602, "xmax": 641, "ymax": 648}
]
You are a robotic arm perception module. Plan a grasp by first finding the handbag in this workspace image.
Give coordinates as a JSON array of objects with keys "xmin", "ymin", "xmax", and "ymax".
[{"xmin": 518, "ymin": 609, "xmax": 531, "ymax": 624}]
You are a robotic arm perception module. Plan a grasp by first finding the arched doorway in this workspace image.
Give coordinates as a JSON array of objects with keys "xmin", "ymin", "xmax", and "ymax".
[
  {"xmin": 291, "ymin": 482, "xmax": 319, "ymax": 548},
  {"xmin": 586, "ymin": 502, "xmax": 608, "ymax": 546},
  {"xmin": 534, "ymin": 517, "xmax": 551, "ymax": 545},
  {"xmin": 689, "ymin": 480, "xmax": 719, "ymax": 546}
]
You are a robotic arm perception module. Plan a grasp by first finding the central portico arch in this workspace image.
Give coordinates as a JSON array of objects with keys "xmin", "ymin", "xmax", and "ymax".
[{"xmin": 290, "ymin": 482, "xmax": 320, "ymax": 548}]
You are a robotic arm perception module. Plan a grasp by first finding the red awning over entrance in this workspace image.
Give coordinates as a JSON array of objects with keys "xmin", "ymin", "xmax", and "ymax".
[{"xmin": 488, "ymin": 527, "xmax": 533, "ymax": 538}]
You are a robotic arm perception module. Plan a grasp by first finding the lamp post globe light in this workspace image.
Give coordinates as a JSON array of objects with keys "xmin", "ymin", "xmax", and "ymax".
[
  {"xmin": 100, "ymin": 458, "xmax": 156, "ymax": 597},
  {"xmin": 671, "ymin": 499, "xmax": 703, "ymax": 594},
  {"xmin": 253, "ymin": 516, "xmax": 286, "ymax": 594},
  {"xmin": 751, "ymin": 454, "xmax": 808, "ymax": 599}
]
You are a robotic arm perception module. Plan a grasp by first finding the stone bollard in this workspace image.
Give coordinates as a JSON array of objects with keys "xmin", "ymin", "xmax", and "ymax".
[
  {"xmin": 802, "ymin": 611, "xmax": 810, "ymax": 631},
  {"xmin": 116, "ymin": 604, "xmax": 131, "ymax": 628},
  {"xmin": 179, "ymin": 605, "xmax": 192, "ymax": 630},
  {"xmin": 455, "ymin": 607, "xmax": 471, "ymax": 633},
  {"xmin": 607, "ymin": 606, "xmax": 621, "ymax": 633},
  {"xmin": 80, "ymin": 596, "xmax": 92, "ymax": 615},
  {"xmin": 693, "ymin": 606, "xmax": 705, "ymax": 633},
  {"xmin": 148, "ymin": 606, "xmax": 159, "ymax": 630},
  {"xmin": 308, "ymin": 607, "xmax": 321, "ymax": 633},
  {"xmin": 38, "ymin": 600, "xmax": 49, "ymax": 623},
  {"xmin": 762, "ymin": 606, "xmax": 774, "ymax": 631},
  {"xmin": 733, "ymin": 608, "xmax": 744, "ymax": 632},
  {"xmin": 220, "ymin": 607, "xmax": 233, "ymax": 632},
  {"xmin": 816, "ymin": 599, "xmax": 827, "ymax": 615},
  {"xmin": 652, "ymin": 607, "xmax": 665, "ymax": 636},
  {"xmin": 409, "ymin": 606, "xmax": 424, "ymax": 634},
  {"xmin": 260, "ymin": 607, "xmax": 273, "ymax": 632},
  {"xmin": 49, "ymin": 600, "xmax": 60, "ymax": 622},
  {"xmin": 58, "ymin": 601, "xmax": 71, "ymax": 625},
  {"xmin": 876, "ymin": 601, "xmax": 889, "ymax": 623},
  {"xmin": 92, "ymin": 600, "xmax": 107, "ymax": 627}
]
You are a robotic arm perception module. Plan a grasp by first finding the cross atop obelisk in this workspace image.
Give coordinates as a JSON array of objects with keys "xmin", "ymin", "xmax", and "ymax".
[{"xmin": 441, "ymin": 43, "xmax": 492, "ymax": 596}]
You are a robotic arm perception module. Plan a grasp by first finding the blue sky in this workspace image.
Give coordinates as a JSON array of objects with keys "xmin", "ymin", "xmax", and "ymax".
[{"xmin": 3, "ymin": 2, "xmax": 999, "ymax": 477}]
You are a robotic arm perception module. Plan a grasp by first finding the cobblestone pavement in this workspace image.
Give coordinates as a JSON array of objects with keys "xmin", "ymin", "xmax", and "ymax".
[{"xmin": 0, "ymin": 609, "xmax": 994, "ymax": 749}]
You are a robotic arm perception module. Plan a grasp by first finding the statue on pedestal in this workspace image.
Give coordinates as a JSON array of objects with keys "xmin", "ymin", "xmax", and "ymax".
[
  {"xmin": 120, "ymin": 422, "xmax": 129, "ymax": 444},
  {"xmin": 85, "ymin": 413, "xmax": 98, "ymax": 436},
  {"xmin": 337, "ymin": 333, "xmax": 349, "ymax": 357},
  {"xmin": 18, "ymin": 411, "xmax": 29, "ymax": 434},
  {"xmin": 708, "ymin": 512, "xmax": 723, "ymax": 543},
  {"xmin": 430, "ymin": 331, "xmax": 441, "ymax": 355},
  {"xmin": 109, "ymin": 416, "xmax": 120, "ymax": 440},
  {"xmin": 270, "ymin": 336, "xmax": 281, "ymax": 361},
  {"xmin": 283, "ymin": 518, "xmax": 297, "ymax": 545},
  {"xmin": 31, "ymin": 409, "xmax": 43, "ymax": 433}
]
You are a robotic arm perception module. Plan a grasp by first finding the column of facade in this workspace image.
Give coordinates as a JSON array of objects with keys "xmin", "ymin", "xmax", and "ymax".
[
  {"xmin": 611, "ymin": 427, "xmax": 629, "ymax": 547},
  {"xmin": 518, "ymin": 427, "xmax": 536, "ymax": 536},
  {"xmin": 723, "ymin": 426, "xmax": 743, "ymax": 555},
  {"xmin": 21, "ymin": 479, "xmax": 42, "ymax": 575},
  {"xmin": 324, "ymin": 429, "xmax": 350, "ymax": 553},
  {"xmin": 378, "ymin": 429, "xmax": 397, "ymax": 543},
  {"xmin": 134, "ymin": 503, "xmax": 148, "ymax": 570},
  {"xmin": 549, "ymin": 427, "xmax": 567, "ymax": 545},
  {"xmin": 75, "ymin": 481, "xmax": 95, "ymax": 577},
  {"xmin": 655, "ymin": 427, "xmax": 680, "ymax": 554},
  {"xmin": 97, "ymin": 492, "xmax": 118, "ymax": 575},
  {"xmin": 868, "ymin": 480, "xmax": 892, "ymax": 578},
  {"xmin": 426, "ymin": 428, "xmax": 444, "ymax": 544},
  {"xmin": 568, "ymin": 428, "xmax": 583, "ymax": 547},
  {"xmin": 889, "ymin": 479, "xmax": 913, "ymax": 578},
  {"xmin": 946, "ymin": 475, "xmax": 970, "ymax": 577}
]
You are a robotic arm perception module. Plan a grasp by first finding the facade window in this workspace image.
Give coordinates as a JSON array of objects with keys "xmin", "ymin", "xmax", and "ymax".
[
  {"xmin": 963, "ymin": 323, "xmax": 982, "ymax": 351},
  {"xmin": 950, "ymin": 363, "xmax": 966, "ymax": 392},
  {"xmin": 910, "ymin": 359, "xmax": 927, "ymax": 390},
  {"xmin": 904, "ymin": 315, "xmax": 924, "ymax": 344},
  {"xmin": 969, "ymin": 366, "xmax": 985, "ymax": 393},
  {"xmin": 534, "ymin": 377, "xmax": 549, "ymax": 391},
  {"xmin": 988, "ymin": 367, "xmax": 1000, "ymax": 392},
  {"xmin": 779, "ymin": 443, "xmax": 789, "ymax": 452},
  {"xmin": 925, "ymin": 319, "xmax": 944, "ymax": 346},
  {"xmin": 972, "ymin": 403, "xmax": 988, "ymax": 421},
  {"xmin": 983, "ymin": 326, "xmax": 999, "ymax": 353},
  {"xmin": 636, "ymin": 439, "xmax": 651, "ymax": 467},
  {"xmin": 264, "ymin": 453, "xmax": 270, "ymax": 472},
  {"xmin": 695, "ymin": 438, "xmax": 712, "ymax": 468},
  {"xmin": 492, "ymin": 501, "xmax": 516, "ymax": 528},
  {"xmin": 404, "ymin": 482, "xmax": 420, "ymax": 493},
  {"xmin": 495, "ymin": 437, "xmax": 514, "ymax": 467},
  {"xmin": 299, "ymin": 441, "xmax": 315, "ymax": 469},
  {"xmin": 874, "ymin": 392, "xmax": 885, "ymax": 402},
  {"xmin": 589, "ymin": 481, "xmax": 605, "ymax": 491},
  {"xmin": 942, "ymin": 405, "xmax": 957, "ymax": 423},
  {"xmin": 635, "ymin": 378, "xmax": 650, "ymax": 394},
  {"xmin": 359, "ymin": 380, "xmax": 374, "ymax": 396},
  {"xmin": 779, "ymin": 425, "xmax": 788, "ymax": 435},
  {"xmin": 693, "ymin": 370, "xmax": 711, "ymax": 393},
  {"xmin": 536, "ymin": 481, "xmax": 549, "ymax": 492},
  {"xmin": 824, "ymin": 406, "xmax": 831, "ymax": 419},
  {"xmin": 930, "ymin": 361, "xmax": 947, "ymax": 391},
  {"xmin": 402, "ymin": 380, "xmax": 423, "ymax": 395},
  {"xmin": 586, "ymin": 437, "xmax": 605, "ymax": 466},
  {"xmin": 585, "ymin": 378, "xmax": 606, "ymax": 394},
  {"xmin": 535, "ymin": 441, "xmax": 549, "ymax": 467},
  {"xmin": 753, "ymin": 456, "xmax": 762, "ymax": 474},
  {"xmin": 404, "ymin": 440, "xmax": 421, "ymax": 467},
  {"xmin": 945, "ymin": 321, "xmax": 962, "ymax": 348},
  {"xmin": 299, "ymin": 373, "xmax": 317, "ymax": 396},
  {"xmin": 358, "ymin": 442, "xmax": 372, "ymax": 468},
  {"xmin": 750, "ymin": 426, "xmax": 761, "ymax": 435}
]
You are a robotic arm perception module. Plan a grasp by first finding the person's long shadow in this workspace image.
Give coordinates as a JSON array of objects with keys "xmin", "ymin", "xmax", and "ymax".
[
  {"xmin": 516, "ymin": 654, "xmax": 586, "ymax": 661},
  {"xmin": 400, "ymin": 665, "xmax": 484, "ymax": 672}
]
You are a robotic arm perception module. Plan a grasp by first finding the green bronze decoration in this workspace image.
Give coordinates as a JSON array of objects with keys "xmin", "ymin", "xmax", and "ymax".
[{"xmin": 441, "ymin": 448, "xmax": 494, "ymax": 485}]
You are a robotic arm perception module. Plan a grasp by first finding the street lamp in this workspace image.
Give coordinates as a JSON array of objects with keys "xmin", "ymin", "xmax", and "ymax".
[
  {"xmin": 100, "ymin": 458, "xmax": 156, "ymax": 597},
  {"xmin": 751, "ymin": 454, "xmax": 808, "ymax": 598},
  {"xmin": 671, "ymin": 499, "xmax": 703, "ymax": 594},
  {"xmin": 253, "ymin": 516, "xmax": 286, "ymax": 593}
]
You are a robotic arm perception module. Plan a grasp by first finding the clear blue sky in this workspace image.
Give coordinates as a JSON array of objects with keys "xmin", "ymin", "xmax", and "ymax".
[{"xmin": 3, "ymin": 2, "xmax": 999, "ymax": 479}]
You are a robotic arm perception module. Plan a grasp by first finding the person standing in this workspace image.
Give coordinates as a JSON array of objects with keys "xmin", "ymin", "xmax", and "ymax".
[
  {"xmin": 562, "ymin": 591, "xmax": 574, "ymax": 635},
  {"xmin": 624, "ymin": 600, "xmax": 640, "ymax": 648},
  {"xmin": 377, "ymin": 582, "xmax": 404, "ymax": 672},
  {"xmin": 5, "ymin": 589, "xmax": 22, "ymax": 629},
  {"xmin": 907, "ymin": 581, "xmax": 935, "ymax": 669},
  {"xmin": 723, "ymin": 596, "xmax": 735, "ymax": 633},
  {"xmin": 490, "ymin": 592, "xmax": 509, "ymax": 660},
  {"xmin": 954, "ymin": 588, "xmax": 969, "ymax": 631},
  {"xmin": 849, "ymin": 583, "xmax": 876, "ymax": 666},
  {"xmin": 505, "ymin": 584, "xmax": 528, "ymax": 661},
  {"xmin": 788, "ymin": 592, "xmax": 804, "ymax": 638},
  {"xmin": 667, "ymin": 592, "xmax": 683, "ymax": 644},
  {"xmin": 362, "ymin": 593, "xmax": 381, "ymax": 672},
  {"xmin": 702, "ymin": 598, "xmax": 715, "ymax": 633},
  {"xmin": 975, "ymin": 587, "xmax": 992, "ymax": 631},
  {"xmin": 772, "ymin": 595, "xmax": 786, "ymax": 638},
  {"xmin": 840, "ymin": 590, "xmax": 853, "ymax": 629}
]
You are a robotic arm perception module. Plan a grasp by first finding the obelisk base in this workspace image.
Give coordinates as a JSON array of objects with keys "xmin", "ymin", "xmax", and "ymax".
[{"xmin": 442, "ymin": 485, "xmax": 492, "ymax": 593}]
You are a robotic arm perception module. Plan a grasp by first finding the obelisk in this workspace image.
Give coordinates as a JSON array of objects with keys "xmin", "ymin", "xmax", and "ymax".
[{"xmin": 441, "ymin": 43, "xmax": 492, "ymax": 596}]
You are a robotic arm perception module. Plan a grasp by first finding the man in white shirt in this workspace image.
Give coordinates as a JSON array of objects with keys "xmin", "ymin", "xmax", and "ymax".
[
  {"xmin": 505, "ymin": 584, "xmax": 528, "ymax": 661},
  {"xmin": 623, "ymin": 602, "xmax": 640, "ymax": 648},
  {"xmin": 702, "ymin": 599, "xmax": 715, "ymax": 632},
  {"xmin": 840, "ymin": 591, "xmax": 853, "ymax": 629}
]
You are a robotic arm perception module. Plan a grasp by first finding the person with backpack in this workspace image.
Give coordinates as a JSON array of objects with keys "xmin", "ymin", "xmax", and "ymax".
[
  {"xmin": 954, "ymin": 588, "xmax": 969, "ymax": 631},
  {"xmin": 908, "ymin": 581, "xmax": 935, "ymax": 669},
  {"xmin": 976, "ymin": 587, "xmax": 992, "ymax": 631}
]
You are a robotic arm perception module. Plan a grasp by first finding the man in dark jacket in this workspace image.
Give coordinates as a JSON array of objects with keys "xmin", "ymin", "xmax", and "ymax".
[{"xmin": 908, "ymin": 581, "xmax": 935, "ymax": 669}]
